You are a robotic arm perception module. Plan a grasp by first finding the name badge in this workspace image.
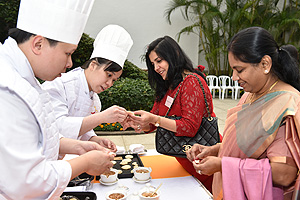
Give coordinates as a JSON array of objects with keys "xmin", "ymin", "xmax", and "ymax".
[{"xmin": 165, "ymin": 96, "xmax": 174, "ymax": 108}]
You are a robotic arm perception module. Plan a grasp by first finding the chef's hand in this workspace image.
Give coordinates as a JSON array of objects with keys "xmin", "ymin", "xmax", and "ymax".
[
  {"xmin": 69, "ymin": 150, "xmax": 115, "ymax": 177},
  {"xmin": 192, "ymin": 156, "xmax": 222, "ymax": 176},
  {"xmin": 101, "ymin": 105, "xmax": 128, "ymax": 123},
  {"xmin": 89, "ymin": 136, "xmax": 117, "ymax": 152},
  {"xmin": 59, "ymin": 138, "xmax": 109, "ymax": 155},
  {"xmin": 74, "ymin": 140, "xmax": 111, "ymax": 155}
]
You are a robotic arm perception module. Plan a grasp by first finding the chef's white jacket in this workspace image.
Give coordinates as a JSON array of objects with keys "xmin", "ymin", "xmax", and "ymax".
[
  {"xmin": 42, "ymin": 67, "xmax": 101, "ymax": 141},
  {"xmin": 0, "ymin": 37, "xmax": 72, "ymax": 199}
]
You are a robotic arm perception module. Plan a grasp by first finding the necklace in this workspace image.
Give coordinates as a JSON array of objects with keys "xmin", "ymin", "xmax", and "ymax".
[{"xmin": 249, "ymin": 80, "xmax": 279, "ymax": 104}]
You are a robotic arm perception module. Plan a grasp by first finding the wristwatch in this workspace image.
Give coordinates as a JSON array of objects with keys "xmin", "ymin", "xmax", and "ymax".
[{"xmin": 155, "ymin": 116, "xmax": 161, "ymax": 127}]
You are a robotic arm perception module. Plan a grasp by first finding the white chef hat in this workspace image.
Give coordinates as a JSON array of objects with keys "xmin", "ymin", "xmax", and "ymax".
[
  {"xmin": 90, "ymin": 24, "xmax": 133, "ymax": 68},
  {"xmin": 17, "ymin": 0, "xmax": 95, "ymax": 45}
]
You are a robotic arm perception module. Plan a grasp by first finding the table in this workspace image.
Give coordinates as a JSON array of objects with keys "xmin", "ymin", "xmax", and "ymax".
[{"xmin": 65, "ymin": 150, "xmax": 213, "ymax": 199}]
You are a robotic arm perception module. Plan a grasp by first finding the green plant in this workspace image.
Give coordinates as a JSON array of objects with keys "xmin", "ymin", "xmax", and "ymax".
[
  {"xmin": 0, "ymin": 0, "xmax": 19, "ymax": 43},
  {"xmin": 165, "ymin": 0, "xmax": 300, "ymax": 76},
  {"xmin": 99, "ymin": 77, "xmax": 154, "ymax": 111},
  {"xmin": 70, "ymin": 33, "xmax": 94, "ymax": 70},
  {"xmin": 121, "ymin": 60, "xmax": 148, "ymax": 80},
  {"xmin": 97, "ymin": 76, "xmax": 155, "ymax": 132},
  {"xmin": 94, "ymin": 122, "xmax": 124, "ymax": 131}
]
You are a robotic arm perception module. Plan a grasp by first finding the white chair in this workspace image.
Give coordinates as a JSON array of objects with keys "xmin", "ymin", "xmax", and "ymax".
[
  {"xmin": 219, "ymin": 75, "xmax": 234, "ymax": 100},
  {"xmin": 206, "ymin": 75, "xmax": 221, "ymax": 99},
  {"xmin": 232, "ymin": 78, "xmax": 243, "ymax": 100}
]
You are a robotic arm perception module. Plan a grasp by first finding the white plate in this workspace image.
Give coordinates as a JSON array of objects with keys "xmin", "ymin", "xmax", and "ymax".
[
  {"xmin": 100, "ymin": 178, "xmax": 119, "ymax": 186},
  {"xmin": 138, "ymin": 150, "xmax": 147, "ymax": 155},
  {"xmin": 132, "ymin": 176, "xmax": 151, "ymax": 183},
  {"xmin": 125, "ymin": 149, "xmax": 148, "ymax": 155}
]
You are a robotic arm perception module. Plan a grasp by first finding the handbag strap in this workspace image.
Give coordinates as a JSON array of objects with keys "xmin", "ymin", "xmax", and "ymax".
[{"xmin": 165, "ymin": 73, "xmax": 212, "ymax": 118}]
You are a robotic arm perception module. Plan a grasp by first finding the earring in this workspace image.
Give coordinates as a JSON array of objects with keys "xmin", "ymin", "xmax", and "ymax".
[{"xmin": 264, "ymin": 70, "xmax": 269, "ymax": 74}]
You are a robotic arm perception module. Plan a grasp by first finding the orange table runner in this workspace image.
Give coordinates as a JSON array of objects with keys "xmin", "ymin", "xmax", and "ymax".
[
  {"xmin": 140, "ymin": 154, "xmax": 190, "ymax": 179},
  {"xmin": 93, "ymin": 154, "xmax": 191, "ymax": 183}
]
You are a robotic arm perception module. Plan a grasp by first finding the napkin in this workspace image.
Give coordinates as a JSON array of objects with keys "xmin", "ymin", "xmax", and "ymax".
[
  {"xmin": 116, "ymin": 146, "xmax": 125, "ymax": 154},
  {"xmin": 129, "ymin": 144, "xmax": 145, "ymax": 154}
]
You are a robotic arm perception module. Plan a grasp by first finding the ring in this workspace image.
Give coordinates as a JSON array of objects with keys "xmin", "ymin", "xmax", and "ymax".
[
  {"xmin": 197, "ymin": 170, "xmax": 202, "ymax": 174},
  {"xmin": 137, "ymin": 125, "xmax": 141, "ymax": 130}
]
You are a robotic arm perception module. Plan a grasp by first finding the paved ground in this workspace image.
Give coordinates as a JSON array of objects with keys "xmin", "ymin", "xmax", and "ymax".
[{"xmin": 99, "ymin": 98, "xmax": 239, "ymax": 151}]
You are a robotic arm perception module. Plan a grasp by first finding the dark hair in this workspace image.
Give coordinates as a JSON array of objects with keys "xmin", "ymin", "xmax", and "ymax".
[
  {"xmin": 9, "ymin": 28, "xmax": 58, "ymax": 47},
  {"xmin": 81, "ymin": 57, "xmax": 122, "ymax": 72},
  {"xmin": 145, "ymin": 36, "xmax": 206, "ymax": 101},
  {"xmin": 227, "ymin": 27, "xmax": 300, "ymax": 91},
  {"xmin": 281, "ymin": 44, "xmax": 299, "ymax": 64}
]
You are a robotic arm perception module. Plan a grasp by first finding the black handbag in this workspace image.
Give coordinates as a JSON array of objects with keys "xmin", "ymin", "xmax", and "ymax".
[{"xmin": 155, "ymin": 74, "xmax": 220, "ymax": 158}]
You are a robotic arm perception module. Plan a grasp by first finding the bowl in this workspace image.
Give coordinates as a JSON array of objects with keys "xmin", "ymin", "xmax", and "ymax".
[
  {"xmin": 133, "ymin": 167, "xmax": 152, "ymax": 181},
  {"xmin": 106, "ymin": 189, "xmax": 127, "ymax": 200},
  {"xmin": 138, "ymin": 188, "xmax": 160, "ymax": 200},
  {"xmin": 100, "ymin": 168, "xmax": 118, "ymax": 183}
]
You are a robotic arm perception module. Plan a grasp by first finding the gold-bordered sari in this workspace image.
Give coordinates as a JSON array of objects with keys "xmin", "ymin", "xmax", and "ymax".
[{"xmin": 213, "ymin": 89, "xmax": 300, "ymax": 200}]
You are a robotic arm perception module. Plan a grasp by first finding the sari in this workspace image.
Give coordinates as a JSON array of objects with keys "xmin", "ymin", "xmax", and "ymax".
[{"xmin": 213, "ymin": 89, "xmax": 300, "ymax": 200}]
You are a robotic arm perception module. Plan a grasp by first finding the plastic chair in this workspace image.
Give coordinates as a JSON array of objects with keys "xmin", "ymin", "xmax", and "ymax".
[
  {"xmin": 206, "ymin": 75, "xmax": 221, "ymax": 99},
  {"xmin": 219, "ymin": 75, "xmax": 234, "ymax": 100},
  {"xmin": 232, "ymin": 78, "xmax": 243, "ymax": 100}
]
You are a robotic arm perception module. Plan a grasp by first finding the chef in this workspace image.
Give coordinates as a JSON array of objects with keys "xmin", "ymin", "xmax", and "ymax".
[
  {"xmin": 43, "ymin": 25, "xmax": 133, "ymax": 151},
  {"xmin": 0, "ymin": 0, "xmax": 115, "ymax": 199}
]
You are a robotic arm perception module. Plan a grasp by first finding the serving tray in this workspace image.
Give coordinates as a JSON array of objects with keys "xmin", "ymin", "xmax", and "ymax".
[{"xmin": 60, "ymin": 191, "xmax": 97, "ymax": 200}]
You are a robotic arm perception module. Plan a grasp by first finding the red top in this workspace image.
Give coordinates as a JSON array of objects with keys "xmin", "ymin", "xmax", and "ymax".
[{"xmin": 149, "ymin": 73, "xmax": 216, "ymax": 136}]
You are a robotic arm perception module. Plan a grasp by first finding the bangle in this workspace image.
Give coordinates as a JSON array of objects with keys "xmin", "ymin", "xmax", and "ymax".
[{"xmin": 154, "ymin": 116, "xmax": 161, "ymax": 127}]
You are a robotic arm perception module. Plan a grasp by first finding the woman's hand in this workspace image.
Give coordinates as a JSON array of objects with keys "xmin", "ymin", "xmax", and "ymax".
[
  {"xmin": 125, "ymin": 110, "xmax": 156, "ymax": 133},
  {"xmin": 89, "ymin": 136, "xmax": 117, "ymax": 152},
  {"xmin": 186, "ymin": 143, "xmax": 220, "ymax": 162},
  {"xmin": 192, "ymin": 156, "xmax": 222, "ymax": 176}
]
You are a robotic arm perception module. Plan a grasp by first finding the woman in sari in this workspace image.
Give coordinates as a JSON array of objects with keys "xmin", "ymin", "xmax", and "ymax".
[{"xmin": 187, "ymin": 27, "xmax": 300, "ymax": 199}]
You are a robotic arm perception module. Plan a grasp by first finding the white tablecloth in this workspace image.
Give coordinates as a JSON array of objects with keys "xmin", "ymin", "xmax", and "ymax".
[
  {"xmin": 89, "ymin": 176, "xmax": 212, "ymax": 200},
  {"xmin": 64, "ymin": 150, "xmax": 213, "ymax": 199}
]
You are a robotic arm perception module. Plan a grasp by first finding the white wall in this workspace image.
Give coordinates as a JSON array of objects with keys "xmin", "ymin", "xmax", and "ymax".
[{"xmin": 84, "ymin": 0, "xmax": 206, "ymax": 69}]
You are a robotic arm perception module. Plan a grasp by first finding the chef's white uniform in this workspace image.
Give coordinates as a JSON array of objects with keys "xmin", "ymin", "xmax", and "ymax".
[
  {"xmin": 0, "ymin": 37, "xmax": 71, "ymax": 199},
  {"xmin": 42, "ymin": 67, "xmax": 101, "ymax": 141}
]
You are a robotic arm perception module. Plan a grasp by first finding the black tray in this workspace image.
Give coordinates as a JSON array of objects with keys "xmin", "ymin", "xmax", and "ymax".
[
  {"xmin": 96, "ymin": 153, "xmax": 144, "ymax": 180},
  {"xmin": 60, "ymin": 191, "xmax": 96, "ymax": 200}
]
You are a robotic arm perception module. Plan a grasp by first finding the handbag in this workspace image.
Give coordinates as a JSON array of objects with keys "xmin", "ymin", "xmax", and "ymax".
[{"xmin": 155, "ymin": 74, "xmax": 220, "ymax": 158}]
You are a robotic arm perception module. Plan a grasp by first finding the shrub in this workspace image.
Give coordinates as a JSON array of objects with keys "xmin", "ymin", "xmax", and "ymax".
[
  {"xmin": 99, "ymin": 78, "xmax": 154, "ymax": 112},
  {"xmin": 0, "ymin": 0, "xmax": 19, "ymax": 43},
  {"xmin": 121, "ymin": 60, "xmax": 148, "ymax": 80},
  {"xmin": 71, "ymin": 33, "xmax": 94, "ymax": 69}
]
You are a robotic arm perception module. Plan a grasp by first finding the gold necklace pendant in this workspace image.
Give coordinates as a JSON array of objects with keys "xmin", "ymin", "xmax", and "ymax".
[{"xmin": 249, "ymin": 80, "xmax": 279, "ymax": 105}]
